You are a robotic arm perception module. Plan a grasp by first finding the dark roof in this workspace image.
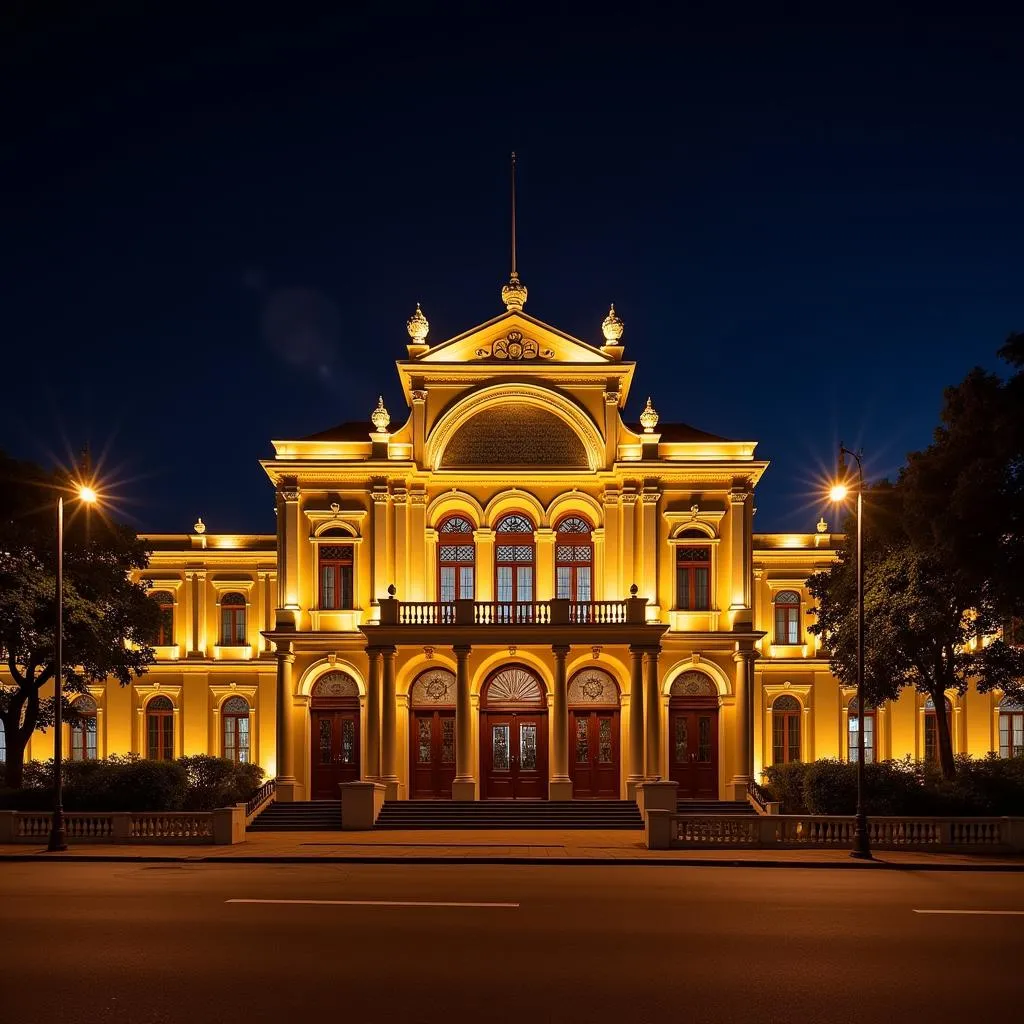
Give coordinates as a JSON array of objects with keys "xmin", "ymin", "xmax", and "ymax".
[
  {"xmin": 625, "ymin": 422, "xmax": 733, "ymax": 444},
  {"xmin": 300, "ymin": 421, "xmax": 371, "ymax": 442}
]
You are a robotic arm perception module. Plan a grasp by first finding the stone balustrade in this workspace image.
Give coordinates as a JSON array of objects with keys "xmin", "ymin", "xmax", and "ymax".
[
  {"xmin": 0, "ymin": 806, "xmax": 247, "ymax": 845},
  {"xmin": 646, "ymin": 810, "xmax": 1024, "ymax": 852}
]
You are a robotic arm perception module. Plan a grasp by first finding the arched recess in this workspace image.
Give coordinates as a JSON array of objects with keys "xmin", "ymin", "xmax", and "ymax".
[
  {"xmin": 298, "ymin": 659, "xmax": 366, "ymax": 697},
  {"xmin": 567, "ymin": 666, "xmax": 621, "ymax": 798},
  {"xmin": 408, "ymin": 668, "xmax": 457, "ymax": 800},
  {"xmin": 312, "ymin": 521, "xmax": 359, "ymax": 538},
  {"xmin": 546, "ymin": 491, "xmax": 604, "ymax": 530},
  {"xmin": 666, "ymin": 668, "xmax": 722, "ymax": 800},
  {"xmin": 426, "ymin": 490, "xmax": 484, "ymax": 531},
  {"xmin": 308, "ymin": 669, "xmax": 361, "ymax": 798},
  {"xmin": 479, "ymin": 664, "xmax": 549, "ymax": 801},
  {"xmin": 483, "ymin": 490, "xmax": 547, "ymax": 530},
  {"xmin": 672, "ymin": 522, "xmax": 719, "ymax": 540},
  {"xmin": 425, "ymin": 384, "xmax": 604, "ymax": 472},
  {"xmin": 662, "ymin": 659, "xmax": 732, "ymax": 698}
]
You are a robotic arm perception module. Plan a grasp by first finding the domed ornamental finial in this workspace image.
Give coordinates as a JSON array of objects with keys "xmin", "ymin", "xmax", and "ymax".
[
  {"xmin": 640, "ymin": 396, "xmax": 659, "ymax": 433},
  {"xmin": 193, "ymin": 517, "xmax": 206, "ymax": 535},
  {"xmin": 371, "ymin": 396, "xmax": 391, "ymax": 433},
  {"xmin": 502, "ymin": 272, "xmax": 528, "ymax": 311},
  {"xmin": 406, "ymin": 303, "xmax": 429, "ymax": 344},
  {"xmin": 817, "ymin": 516, "xmax": 829, "ymax": 534},
  {"xmin": 602, "ymin": 303, "xmax": 624, "ymax": 344}
]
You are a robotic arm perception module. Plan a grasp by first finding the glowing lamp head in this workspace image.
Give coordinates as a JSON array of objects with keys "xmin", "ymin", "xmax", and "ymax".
[
  {"xmin": 829, "ymin": 483, "xmax": 849, "ymax": 503},
  {"xmin": 78, "ymin": 485, "xmax": 98, "ymax": 504}
]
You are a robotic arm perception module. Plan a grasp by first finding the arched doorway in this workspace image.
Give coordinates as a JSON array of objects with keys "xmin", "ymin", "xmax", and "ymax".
[
  {"xmin": 480, "ymin": 665, "xmax": 548, "ymax": 799},
  {"xmin": 668, "ymin": 671, "xmax": 720, "ymax": 799},
  {"xmin": 568, "ymin": 667, "xmax": 620, "ymax": 798},
  {"xmin": 310, "ymin": 671, "xmax": 360, "ymax": 799},
  {"xmin": 408, "ymin": 668, "xmax": 456, "ymax": 799}
]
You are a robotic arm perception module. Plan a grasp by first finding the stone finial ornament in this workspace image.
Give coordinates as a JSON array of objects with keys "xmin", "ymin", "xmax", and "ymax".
[
  {"xmin": 371, "ymin": 396, "xmax": 391, "ymax": 433},
  {"xmin": 817, "ymin": 516, "xmax": 829, "ymax": 534},
  {"xmin": 406, "ymin": 303, "xmax": 429, "ymax": 343},
  {"xmin": 193, "ymin": 517, "xmax": 206, "ymax": 534},
  {"xmin": 502, "ymin": 272, "xmax": 528, "ymax": 311},
  {"xmin": 640, "ymin": 396, "xmax": 659, "ymax": 433},
  {"xmin": 601, "ymin": 303, "xmax": 624, "ymax": 344}
]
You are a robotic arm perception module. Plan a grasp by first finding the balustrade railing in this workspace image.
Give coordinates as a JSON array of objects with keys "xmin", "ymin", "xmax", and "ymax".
[
  {"xmin": 746, "ymin": 779, "xmax": 772, "ymax": 813},
  {"xmin": 384, "ymin": 596, "xmax": 644, "ymax": 627},
  {"xmin": 1, "ymin": 807, "xmax": 244, "ymax": 845},
  {"xmin": 245, "ymin": 778, "xmax": 277, "ymax": 820}
]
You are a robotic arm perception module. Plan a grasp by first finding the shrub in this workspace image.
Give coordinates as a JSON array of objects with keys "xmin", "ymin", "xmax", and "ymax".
[{"xmin": 177, "ymin": 755, "xmax": 264, "ymax": 810}]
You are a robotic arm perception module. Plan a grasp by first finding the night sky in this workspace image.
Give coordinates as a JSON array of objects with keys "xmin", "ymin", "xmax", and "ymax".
[{"xmin": 3, "ymin": 6, "xmax": 1021, "ymax": 536}]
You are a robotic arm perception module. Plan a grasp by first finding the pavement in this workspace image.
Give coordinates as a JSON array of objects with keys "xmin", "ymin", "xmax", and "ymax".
[
  {"xmin": 3, "ymin": 827, "xmax": 1024, "ymax": 868},
  {"xmin": 4, "ymin": 860, "xmax": 1024, "ymax": 1023}
]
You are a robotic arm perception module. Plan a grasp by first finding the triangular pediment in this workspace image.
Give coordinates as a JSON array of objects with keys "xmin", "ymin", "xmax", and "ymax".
[{"xmin": 415, "ymin": 311, "xmax": 614, "ymax": 365}]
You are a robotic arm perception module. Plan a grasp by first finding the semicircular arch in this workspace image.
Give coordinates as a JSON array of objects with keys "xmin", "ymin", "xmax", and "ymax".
[
  {"xmin": 426, "ymin": 490, "xmax": 485, "ymax": 531},
  {"xmin": 297, "ymin": 659, "xmax": 367, "ymax": 698},
  {"xmin": 481, "ymin": 663, "xmax": 548, "ymax": 708},
  {"xmin": 483, "ymin": 490, "xmax": 546, "ymax": 530},
  {"xmin": 662, "ymin": 658, "xmax": 731, "ymax": 698}
]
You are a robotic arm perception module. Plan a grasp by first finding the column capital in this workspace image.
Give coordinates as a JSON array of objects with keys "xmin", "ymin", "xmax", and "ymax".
[
  {"xmin": 551, "ymin": 644, "xmax": 571, "ymax": 657},
  {"xmin": 453, "ymin": 644, "xmax": 472, "ymax": 657},
  {"xmin": 410, "ymin": 389, "xmax": 428, "ymax": 403},
  {"xmin": 733, "ymin": 647, "xmax": 759, "ymax": 664}
]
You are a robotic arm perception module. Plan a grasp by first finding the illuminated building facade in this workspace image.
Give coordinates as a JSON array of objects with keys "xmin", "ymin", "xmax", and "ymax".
[{"xmin": 12, "ymin": 282, "xmax": 1015, "ymax": 802}]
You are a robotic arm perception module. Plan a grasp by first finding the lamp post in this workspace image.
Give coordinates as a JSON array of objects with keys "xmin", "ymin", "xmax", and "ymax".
[
  {"xmin": 47, "ymin": 484, "xmax": 97, "ymax": 853},
  {"xmin": 829, "ymin": 447, "xmax": 871, "ymax": 860}
]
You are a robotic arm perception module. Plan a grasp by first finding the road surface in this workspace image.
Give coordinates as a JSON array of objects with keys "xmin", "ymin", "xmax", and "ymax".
[{"xmin": 3, "ymin": 862, "xmax": 1022, "ymax": 1023}]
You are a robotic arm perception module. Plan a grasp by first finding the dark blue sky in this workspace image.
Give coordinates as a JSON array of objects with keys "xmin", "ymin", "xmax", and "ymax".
[{"xmin": 3, "ymin": 6, "xmax": 1021, "ymax": 535}]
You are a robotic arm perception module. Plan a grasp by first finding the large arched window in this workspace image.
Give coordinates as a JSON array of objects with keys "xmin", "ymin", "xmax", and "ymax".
[
  {"xmin": 222, "ymin": 695, "xmax": 251, "ymax": 764},
  {"xmin": 847, "ymin": 696, "xmax": 875, "ymax": 765},
  {"xmin": 924, "ymin": 696, "xmax": 952, "ymax": 764},
  {"xmin": 318, "ymin": 534, "xmax": 354, "ymax": 610},
  {"xmin": 437, "ymin": 516, "xmax": 475, "ymax": 617},
  {"xmin": 70, "ymin": 694, "xmax": 98, "ymax": 761},
  {"xmin": 495, "ymin": 513, "xmax": 535, "ymax": 622},
  {"xmin": 150, "ymin": 591, "xmax": 175, "ymax": 646},
  {"xmin": 220, "ymin": 593, "xmax": 247, "ymax": 645},
  {"xmin": 772, "ymin": 694, "xmax": 802, "ymax": 764},
  {"xmin": 676, "ymin": 531, "xmax": 710, "ymax": 611},
  {"xmin": 998, "ymin": 696, "xmax": 1024, "ymax": 759},
  {"xmin": 555, "ymin": 515, "xmax": 593, "ymax": 609},
  {"xmin": 774, "ymin": 590, "xmax": 801, "ymax": 645},
  {"xmin": 146, "ymin": 695, "xmax": 174, "ymax": 761}
]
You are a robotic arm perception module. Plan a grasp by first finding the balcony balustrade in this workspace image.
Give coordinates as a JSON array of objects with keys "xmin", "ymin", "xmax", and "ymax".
[{"xmin": 378, "ymin": 593, "xmax": 646, "ymax": 628}]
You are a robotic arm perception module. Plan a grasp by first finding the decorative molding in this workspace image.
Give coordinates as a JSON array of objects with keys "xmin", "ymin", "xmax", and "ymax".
[{"xmin": 568, "ymin": 667, "xmax": 620, "ymax": 705}]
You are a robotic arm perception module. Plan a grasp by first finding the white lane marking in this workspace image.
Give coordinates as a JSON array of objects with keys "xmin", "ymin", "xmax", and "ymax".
[
  {"xmin": 913, "ymin": 909, "xmax": 1024, "ymax": 916},
  {"xmin": 226, "ymin": 898, "xmax": 519, "ymax": 908}
]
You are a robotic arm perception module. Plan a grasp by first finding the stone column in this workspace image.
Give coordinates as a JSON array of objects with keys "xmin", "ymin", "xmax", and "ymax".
[
  {"xmin": 730, "ymin": 648, "xmax": 756, "ymax": 800},
  {"xmin": 627, "ymin": 646, "xmax": 645, "ymax": 800},
  {"xmin": 380, "ymin": 647, "xmax": 399, "ymax": 798},
  {"xmin": 365, "ymin": 647, "xmax": 381, "ymax": 780},
  {"xmin": 549, "ymin": 644, "xmax": 572, "ymax": 800},
  {"xmin": 452, "ymin": 644, "xmax": 476, "ymax": 800},
  {"xmin": 644, "ymin": 648, "xmax": 662, "ymax": 778},
  {"xmin": 275, "ymin": 645, "xmax": 297, "ymax": 801}
]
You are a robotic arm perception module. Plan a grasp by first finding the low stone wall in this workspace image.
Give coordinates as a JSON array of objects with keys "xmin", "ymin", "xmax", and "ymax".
[
  {"xmin": 646, "ymin": 810, "xmax": 1024, "ymax": 853},
  {"xmin": 0, "ymin": 805, "xmax": 247, "ymax": 845}
]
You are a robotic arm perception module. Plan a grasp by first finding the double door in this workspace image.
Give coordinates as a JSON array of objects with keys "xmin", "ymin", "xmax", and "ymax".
[
  {"xmin": 409, "ymin": 710, "xmax": 456, "ymax": 799},
  {"xmin": 481, "ymin": 712, "xmax": 548, "ymax": 799},
  {"xmin": 668, "ymin": 705, "xmax": 718, "ymax": 799},
  {"xmin": 570, "ymin": 709, "xmax": 619, "ymax": 798},
  {"xmin": 311, "ymin": 708, "xmax": 360, "ymax": 800}
]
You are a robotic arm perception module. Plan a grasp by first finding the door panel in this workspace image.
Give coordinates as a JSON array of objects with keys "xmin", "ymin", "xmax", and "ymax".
[
  {"xmin": 410, "ymin": 710, "xmax": 456, "ymax": 799},
  {"xmin": 570, "ymin": 710, "xmax": 620, "ymax": 798},
  {"xmin": 481, "ymin": 712, "xmax": 548, "ymax": 799},
  {"xmin": 310, "ymin": 709, "xmax": 360, "ymax": 799},
  {"xmin": 669, "ymin": 705, "xmax": 718, "ymax": 799}
]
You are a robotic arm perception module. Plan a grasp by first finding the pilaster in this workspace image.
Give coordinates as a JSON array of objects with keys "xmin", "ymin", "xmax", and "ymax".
[
  {"xmin": 474, "ymin": 528, "xmax": 494, "ymax": 602},
  {"xmin": 621, "ymin": 485, "xmax": 637, "ymax": 595},
  {"xmin": 393, "ymin": 486, "xmax": 409, "ymax": 600},
  {"xmin": 549, "ymin": 644, "xmax": 572, "ymax": 799},
  {"xmin": 603, "ymin": 489, "xmax": 620, "ymax": 598},
  {"xmin": 640, "ymin": 487, "xmax": 660, "ymax": 608},
  {"xmin": 408, "ymin": 488, "xmax": 427, "ymax": 601},
  {"xmin": 371, "ymin": 487, "xmax": 389, "ymax": 601},
  {"xmin": 535, "ymin": 527, "xmax": 555, "ymax": 601}
]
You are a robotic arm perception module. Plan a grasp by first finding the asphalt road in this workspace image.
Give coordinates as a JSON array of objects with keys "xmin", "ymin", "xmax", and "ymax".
[{"xmin": 3, "ymin": 862, "xmax": 1023, "ymax": 1024}]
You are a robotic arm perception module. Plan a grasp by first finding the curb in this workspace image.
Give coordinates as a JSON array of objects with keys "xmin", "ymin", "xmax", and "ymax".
[{"xmin": 2, "ymin": 853, "xmax": 1023, "ymax": 871}]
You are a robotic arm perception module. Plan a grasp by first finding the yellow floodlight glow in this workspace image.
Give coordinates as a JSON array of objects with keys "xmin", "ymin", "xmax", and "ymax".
[
  {"xmin": 829, "ymin": 483, "xmax": 849, "ymax": 502},
  {"xmin": 78, "ymin": 485, "xmax": 98, "ymax": 504}
]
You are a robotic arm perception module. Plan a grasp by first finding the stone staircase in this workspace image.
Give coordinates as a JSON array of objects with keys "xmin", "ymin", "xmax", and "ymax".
[
  {"xmin": 675, "ymin": 800, "xmax": 756, "ymax": 816},
  {"xmin": 375, "ymin": 799, "xmax": 644, "ymax": 830},
  {"xmin": 247, "ymin": 800, "xmax": 343, "ymax": 832}
]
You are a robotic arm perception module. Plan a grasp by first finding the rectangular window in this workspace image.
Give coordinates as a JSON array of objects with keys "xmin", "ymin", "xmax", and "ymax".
[
  {"xmin": 158, "ymin": 605, "xmax": 174, "ymax": 646},
  {"xmin": 516, "ymin": 566, "xmax": 533, "ymax": 603},
  {"xmin": 576, "ymin": 566, "xmax": 592, "ymax": 603},
  {"xmin": 319, "ymin": 545, "xmax": 354, "ymax": 609},
  {"xmin": 556, "ymin": 566, "xmax": 571, "ymax": 600},
  {"xmin": 496, "ymin": 566, "xmax": 513, "ymax": 604},
  {"xmin": 458, "ymin": 566, "xmax": 474, "ymax": 600},
  {"xmin": 676, "ymin": 548, "xmax": 711, "ymax": 610},
  {"xmin": 440, "ymin": 566, "xmax": 455, "ymax": 604},
  {"xmin": 772, "ymin": 714, "xmax": 785, "ymax": 766}
]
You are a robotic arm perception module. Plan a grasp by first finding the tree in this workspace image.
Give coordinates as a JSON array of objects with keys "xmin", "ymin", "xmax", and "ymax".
[
  {"xmin": 0, "ymin": 452, "xmax": 159, "ymax": 787},
  {"xmin": 809, "ymin": 337, "xmax": 1024, "ymax": 779}
]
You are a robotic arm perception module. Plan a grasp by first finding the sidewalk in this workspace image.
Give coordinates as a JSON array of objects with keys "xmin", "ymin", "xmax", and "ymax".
[{"xmin": 2, "ymin": 829, "xmax": 1024, "ymax": 869}]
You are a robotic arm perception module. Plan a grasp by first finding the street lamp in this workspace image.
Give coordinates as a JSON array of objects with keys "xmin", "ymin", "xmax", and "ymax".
[
  {"xmin": 829, "ymin": 446, "xmax": 871, "ymax": 860},
  {"xmin": 47, "ymin": 483, "xmax": 98, "ymax": 853}
]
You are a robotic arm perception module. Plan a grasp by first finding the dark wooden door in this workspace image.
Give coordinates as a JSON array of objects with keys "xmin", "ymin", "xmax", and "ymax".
[
  {"xmin": 481, "ymin": 712, "xmax": 548, "ymax": 799},
  {"xmin": 669, "ymin": 705, "xmax": 718, "ymax": 799},
  {"xmin": 311, "ymin": 709, "xmax": 360, "ymax": 799},
  {"xmin": 409, "ymin": 710, "xmax": 456, "ymax": 799},
  {"xmin": 570, "ymin": 709, "xmax": 619, "ymax": 798}
]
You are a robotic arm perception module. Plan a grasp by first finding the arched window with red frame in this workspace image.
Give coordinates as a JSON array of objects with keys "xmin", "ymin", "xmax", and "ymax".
[
  {"xmin": 222, "ymin": 695, "xmax": 251, "ymax": 764},
  {"xmin": 437, "ymin": 516, "xmax": 475, "ymax": 619},
  {"xmin": 772, "ymin": 694, "xmax": 802, "ymax": 764},
  {"xmin": 495, "ymin": 513, "xmax": 535, "ymax": 623},
  {"xmin": 220, "ymin": 593, "xmax": 247, "ymax": 645},
  {"xmin": 70, "ymin": 694, "xmax": 98, "ymax": 761},
  {"xmin": 924, "ymin": 696, "xmax": 952, "ymax": 764},
  {"xmin": 555, "ymin": 515, "xmax": 594, "ymax": 620},
  {"xmin": 999, "ymin": 696, "xmax": 1024, "ymax": 758},
  {"xmin": 151, "ymin": 590, "xmax": 175, "ymax": 646},
  {"xmin": 774, "ymin": 590, "xmax": 801, "ymax": 644},
  {"xmin": 318, "ymin": 538, "xmax": 354, "ymax": 610},
  {"xmin": 676, "ymin": 531, "xmax": 711, "ymax": 611},
  {"xmin": 848, "ymin": 696, "xmax": 876, "ymax": 764},
  {"xmin": 146, "ymin": 695, "xmax": 174, "ymax": 761}
]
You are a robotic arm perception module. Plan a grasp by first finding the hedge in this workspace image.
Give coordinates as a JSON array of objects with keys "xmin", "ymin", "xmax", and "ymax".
[
  {"xmin": 0, "ymin": 754, "xmax": 264, "ymax": 812},
  {"xmin": 763, "ymin": 755, "xmax": 1024, "ymax": 816}
]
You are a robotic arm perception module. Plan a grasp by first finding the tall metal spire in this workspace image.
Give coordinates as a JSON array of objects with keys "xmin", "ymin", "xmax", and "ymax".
[{"xmin": 501, "ymin": 151, "xmax": 528, "ymax": 311}]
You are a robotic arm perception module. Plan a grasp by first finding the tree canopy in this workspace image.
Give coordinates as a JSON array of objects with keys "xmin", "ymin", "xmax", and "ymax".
[
  {"xmin": 0, "ymin": 452, "xmax": 159, "ymax": 787},
  {"xmin": 808, "ymin": 337, "xmax": 1024, "ymax": 778}
]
